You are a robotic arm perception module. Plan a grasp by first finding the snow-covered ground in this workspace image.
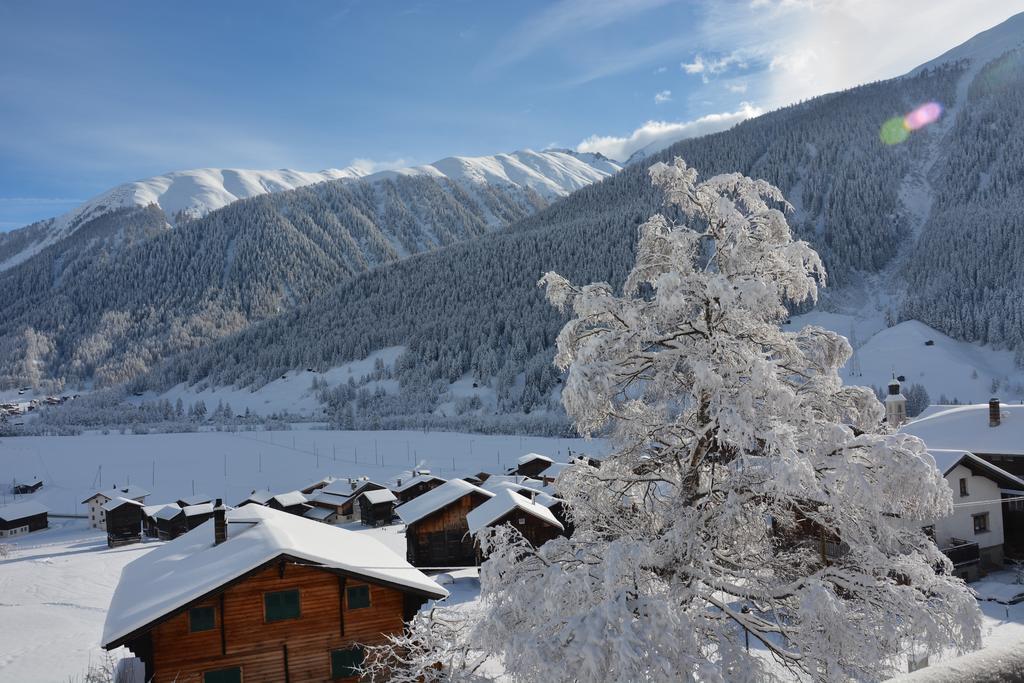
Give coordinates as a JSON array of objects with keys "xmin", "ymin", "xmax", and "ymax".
[
  {"xmin": 787, "ymin": 313, "xmax": 1024, "ymax": 404},
  {"xmin": 1, "ymin": 515, "xmax": 1020, "ymax": 682},
  {"xmin": 0, "ymin": 428, "xmax": 600, "ymax": 514}
]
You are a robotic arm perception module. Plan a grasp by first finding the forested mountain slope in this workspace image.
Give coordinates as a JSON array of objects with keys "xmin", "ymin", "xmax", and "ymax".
[
  {"xmin": 0, "ymin": 153, "xmax": 617, "ymax": 389},
  {"xmin": 143, "ymin": 55, "xmax": 1000, "ymax": 425}
]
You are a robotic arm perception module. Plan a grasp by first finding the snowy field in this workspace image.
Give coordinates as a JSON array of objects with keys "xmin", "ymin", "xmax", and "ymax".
[{"xmin": 0, "ymin": 428, "xmax": 601, "ymax": 513}]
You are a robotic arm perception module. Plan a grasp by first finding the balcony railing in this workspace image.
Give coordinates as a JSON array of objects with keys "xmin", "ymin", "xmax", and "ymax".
[{"xmin": 942, "ymin": 539, "xmax": 980, "ymax": 566}]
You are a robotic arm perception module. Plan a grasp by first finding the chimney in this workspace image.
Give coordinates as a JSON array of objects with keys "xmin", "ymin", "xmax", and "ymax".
[
  {"xmin": 990, "ymin": 398, "xmax": 1001, "ymax": 427},
  {"xmin": 214, "ymin": 499, "xmax": 227, "ymax": 545}
]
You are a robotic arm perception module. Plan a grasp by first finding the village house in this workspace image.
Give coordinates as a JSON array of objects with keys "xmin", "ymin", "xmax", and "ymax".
[
  {"xmin": 177, "ymin": 494, "xmax": 213, "ymax": 508},
  {"xmin": 926, "ymin": 449, "xmax": 1024, "ymax": 580},
  {"xmin": 82, "ymin": 485, "xmax": 150, "ymax": 530},
  {"xmin": 302, "ymin": 505, "xmax": 339, "ymax": 524},
  {"xmin": 467, "ymin": 488, "xmax": 565, "ymax": 561},
  {"xmin": 183, "ymin": 502, "xmax": 216, "ymax": 530},
  {"xmin": 509, "ymin": 453, "xmax": 554, "ymax": 479},
  {"xmin": 104, "ymin": 497, "xmax": 146, "ymax": 547},
  {"xmin": 154, "ymin": 505, "xmax": 189, "ymax": 541},
  {"xmin": 482, "ymin": 480, "xmax": 572, "ymax": 535},
  {"xmin": 101, "ymin": 504, "xmax": 447, "ymax": 683},
  {"xmin": 266, "ymin": 491, "xmax": 311, "ymax": 517},
  {"xmin": 392, "ymin": 471, "xmax": 446, "ymax": 504},
  {"xmin": 396, "ymin": 478, "xmax": 494, "ymax": 568},
  {"xmin": 300, "ymin": 476, "xmax": 342, "ymax": 495},
  {"xmin": 309, "ymin": 479, "xmax": 389, "ymax": 522},
  {"xmin": 142, "ymin": 504, "xmax": 174, "ymax": 539},
  {"xmin": 903, "ymin": 399, "xmax": 1024, "ymax": 558},
  {"xmin": 238, "ymin": 489, "xmax": 275, "ymax": 507},
  {"xmin": 0, "ymin": 501, "xmax": 48, "ymax": 537},
  {"xmin": 11, "ymin": 478, "xmax": 43, "ymax": 495},
  {"xmin": 359, "ymin": 489, "xmax": 397, "ymax": 527}
]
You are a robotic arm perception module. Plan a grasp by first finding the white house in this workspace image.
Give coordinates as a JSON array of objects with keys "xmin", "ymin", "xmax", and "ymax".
[
  {"xmin": 927, "ymin": 449, "xmax": 1024, "ymax": 580},
  {"xmin": 904, "ymin": 400, "xmax": 1024, "ymax": 477},
  {"xmin": 82, "ymin": 485, "xmax": 150, "ymax": 530}
]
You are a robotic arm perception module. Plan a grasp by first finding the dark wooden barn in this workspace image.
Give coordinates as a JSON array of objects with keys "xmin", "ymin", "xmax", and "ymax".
[
  {"xmin": 467, "ymin": 488, "xmax": 565, "ymax": 561},
  {"xmin": 12, "ymin": 478, "xmax": 43, "ymax": 495},
  {"xmin": 154, "ymin": 505, "xmax": 188, "ymax": 540},
  {"xmin": 0, "ymin": 501, "xmax": 48, "ymax": 537},
  {"xmin": 396, "ymin": 479, "xmax": 494, "ymax": 568},
  {"xmin": 511, "ymin": 453, "xmax": 555, "ymax": 478},
  {"xmin": 392, "ymin": 472, "xmax": 446, "ymax": 504},
  {"xmin": 104, "ymin": 497, "xmax": 145, "ymax": 547},
  {"xmin": 358, "ymin": 489, "xmax": 397, "ymax": 527},
  {"xmin": 102, "ymin": 505, "xmax": 447, "ymax": 683}
]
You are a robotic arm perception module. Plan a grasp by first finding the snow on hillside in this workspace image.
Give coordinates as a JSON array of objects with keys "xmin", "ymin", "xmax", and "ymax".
[
  {"xmin": 2, "ymin": 150, "xmax": 621, "ymax": 273},
  {"xmin": 910, "ymin": 10, "xmax": 1024, "ymax": 75},
  {"xmin": 137, "ymin": 347, "xmax": 405, "ymax": 418},
  {"xmin": 787, "ymin": 313, "xmax": 1024, "ymax": 404},
  {"xmin": 367, "ymin": 149, "xmax": 620, "ymax": 200}
]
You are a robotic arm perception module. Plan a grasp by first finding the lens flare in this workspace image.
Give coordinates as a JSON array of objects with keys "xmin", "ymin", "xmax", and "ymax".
[
  {"xmin": 904, "ymin": 101, "xmax": 943, "ymax": 130},
  {"xmin": 880, "ymin": 117, "xmax": 909, "ymax": 145},
  {"xmin": 880, "ymin": 101, "xmax": 943, "ymax": 145}
]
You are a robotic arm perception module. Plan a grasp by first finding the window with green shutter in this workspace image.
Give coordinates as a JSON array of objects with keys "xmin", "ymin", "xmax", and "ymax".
[
  {"xmin": 346, "ymin": 585, "xmax": 370, "ymax": 609},
  {"xmin": 189, "ymin": 606, "xmax": 215, "ymax": 632},
  {"xmin": 203, "ymin": 667, "xmax": 241, "ymax": 683},
  {"xmin": 331, "ymin": 647, "xmax": 364, "ymax": 679},
  {"xmin": 264, "ymin": 588, "xmax": 301, "ymax": 622}
]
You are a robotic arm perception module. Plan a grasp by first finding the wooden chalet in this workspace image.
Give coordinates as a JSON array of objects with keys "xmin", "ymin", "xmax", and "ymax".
[
  {"xmin": 300, "ymin": 476, "xmax": 343, "ymax": 495},
  {"xmin": 482, "ymin": 481, "xmax": 573, "ymax": 536},
  {"xmin": 358, "ymin": 489, "xmax": 397, "ymax": 528},
  {"xmin": 309, "ymin": 479, "xmax": 389, "ymax": 522},
  {"xmin": 177, "ymin": 495, "xmax": 213, "ymax": 508},
  {"xmin": 184, "ymin": 502, "xmax": 216, "ymax": 530},
  {"xmin": 0, "ymin": 501, "xmax": 48, "ymax": 537},
  {"xmin": 104, "ymin": 497, "xmax": 145, "ymax": 547},
  {"xmin": 467, "ymin": 488, "xmax": 565, "ymax": 560},
  {"xmin": 510, "ymin": 453, "xmax": 554, "ymax": 479},
  {"xmin": 238, "ymin": 489, "xmax": 275, "ymax": 507},
  {"xmin": 12, "ymin": 478, "xmax": 43, "ymax": 495},
  {"xmin": 266, "ymin": 491, "xmax": 311, "ymax": 517},
  {"xmin": 392, "ymin": 471, "xmax": 446, "ymax": 504},
  {"xmin": 154, "ymin": 505, "xmax": 189, "ymax": 540},
  {"xmin": 142, "ymin": 504, "xmax": 173, "ymax": 538},
  {"xmin": 396, "ymin": 479, "xmax": 494, "ymax": 568},
  {"xmin": 101, "ymin": 504, "xmax": 447, "ymax": 683},
  {"xmin": 82, "ymin": 485, "xmax": 150, "ymax": 531}
]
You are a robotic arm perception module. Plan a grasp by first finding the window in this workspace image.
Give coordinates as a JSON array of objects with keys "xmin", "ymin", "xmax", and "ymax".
[
  {"xmin": 346, "ymin": 585, "xmax": 370, "ymax": 609},
  {"xmin": 189, "ymin": 606, "xmax": 216, "ymax": 632},
  {"xmin": 959, "ymin": 478, "xmax": 969, "ymax": 497},
  {"xmin": 264, "ymin": 589, "xmax": 300, "ymax": 622},
  {"xmin": 973, "ymin": 512, "xmax": 990, "ymax": 534},
  {"xmin": 203, "ymin": 667, "xmax": 241, "ymax": 683},
  {"xmin": 331, "ymin": 647, "xmax": 364, "ymax": 679}
]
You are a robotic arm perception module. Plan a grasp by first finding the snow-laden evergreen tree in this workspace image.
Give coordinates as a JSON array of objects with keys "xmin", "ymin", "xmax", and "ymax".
[{"xmin": 453, "ymin": 159, "xmax": 979, "ymax": 681}]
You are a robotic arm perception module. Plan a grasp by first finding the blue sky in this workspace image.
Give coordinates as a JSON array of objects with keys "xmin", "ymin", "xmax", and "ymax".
[{"xmin": 2, "ymin": 0, "xmax": 1022, "ymax": 230}]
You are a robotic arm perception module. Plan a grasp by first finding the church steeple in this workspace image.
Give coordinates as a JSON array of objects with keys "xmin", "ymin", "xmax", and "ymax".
[{"xmin": 884, "ymin": 375, "xmax": 907, "ymax": 426}]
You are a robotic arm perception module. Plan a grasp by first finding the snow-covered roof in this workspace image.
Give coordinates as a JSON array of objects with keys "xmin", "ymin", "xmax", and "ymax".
[
  {"xmin": 928, "ymin": 449, "xmax": 1024, "ymax": 490},
  {"xmin": 517, "ymin": 452, "xmax": 554, "ymax": 466},
  {"xmin": 322, "ymin": 479, "xmax": 361, "ymax": 496},
  {"xmin": 361, "ymin": 489, "xmax": 397, "ymax": 505},
  {"xmin": 902, "ymin": 404, "xmax": 1024, "ymax": 455},
  {"xmin": 395, "ymin": 479, "xmax": 493, "ymax": 526},
  {"xmin": 154, "ymin": 505, "xmax": 185, "ymax": 521},
  {"xmin": 102, "ymin": 505, "xmax": 447, "ymax": 648},
  {"xmin": 482, "ymin": 481, "xmax": 562, "ymax": 509},
  {"xmin": 392, "ymin": 473, "xmax": 446, "ymax": 493},
  {"xmin": 481, "ymin": 475, "xmax": 546, "ymax": 491},
  {"xmin": 308, "ymin": 489, "xmax": 354, "ymax": 507},
  {"xmin": 177, "ymin": 494, "xmax": 212, "ymax": 506},
  {"xmin": 242, "ymin": 489, "xmax": 274, "ymax": 505},
  {"xmin": 539, "ymin": 461, "xmax": 571, "ymax": 478},
  {"xmin": 82, "ymin": 485, "xmax": 150, "ymax": 504},
  {"xmin": 303, "ymin": 506, "xmax": 335, "ymax": 521},
  {"xmin": 271, "ymin": 491, "xmax": 308, "ymax": 507},
  {"xmin": 182, "ymin": 502, "xmax": 214, "ymax": 517},
  {"xmin": 467, "ymin": 488, "xmax": 564, "ymax": 535},
  {"xmin": 141, "ymin": 503, "xmax": 176, "ymax": 518},
  {"xmin": 101, "ymin": 497, "xmax": 145, "ymax": 512},
  {"xmin": 0, "ymin": 501, "xmax": 48, "ymax": 520}
]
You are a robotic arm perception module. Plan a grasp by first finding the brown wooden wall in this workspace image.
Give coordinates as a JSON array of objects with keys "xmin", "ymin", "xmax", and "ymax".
[
  {"xmin": 146, "ymin": 562, "xmax": 407, "ymax": 683},
  {"xmin": 407, "ymin": 493, "xmax": 489, "ymax": 567}
]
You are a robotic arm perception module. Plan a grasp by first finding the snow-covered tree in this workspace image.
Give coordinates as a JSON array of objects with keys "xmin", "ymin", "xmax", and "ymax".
[{"xmin": 467, "ymin": 159, "xmax": 980, "ymax": 681}]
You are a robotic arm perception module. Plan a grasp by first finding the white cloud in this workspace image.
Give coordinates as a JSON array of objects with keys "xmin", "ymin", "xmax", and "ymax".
[
  {"xmin": 654, "ymin": 90, "xmax": 672, "ymax": 104},
  {"xmin": 726, "ymin": 82, "xmax": 748, "ymax": 93},
  {"xmin": 654, "ymin": 65, "xmax": 668, "ymax": 74},
  {"xmin": 348, "ymin": 157, "xmax": 415, "ymax": 175},
  {"xmin": 681, "ymin": 52, "xmax": 747, "ymax": 76},
  {"xmin": 576, "ymin": 103, "xmax": 764, "ymax": 161}
]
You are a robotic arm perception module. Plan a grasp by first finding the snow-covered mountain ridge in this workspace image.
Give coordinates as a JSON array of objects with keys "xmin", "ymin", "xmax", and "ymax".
[{"xmin": 0, "ymin": 149, "xmax": 620, "ymax": 272}]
